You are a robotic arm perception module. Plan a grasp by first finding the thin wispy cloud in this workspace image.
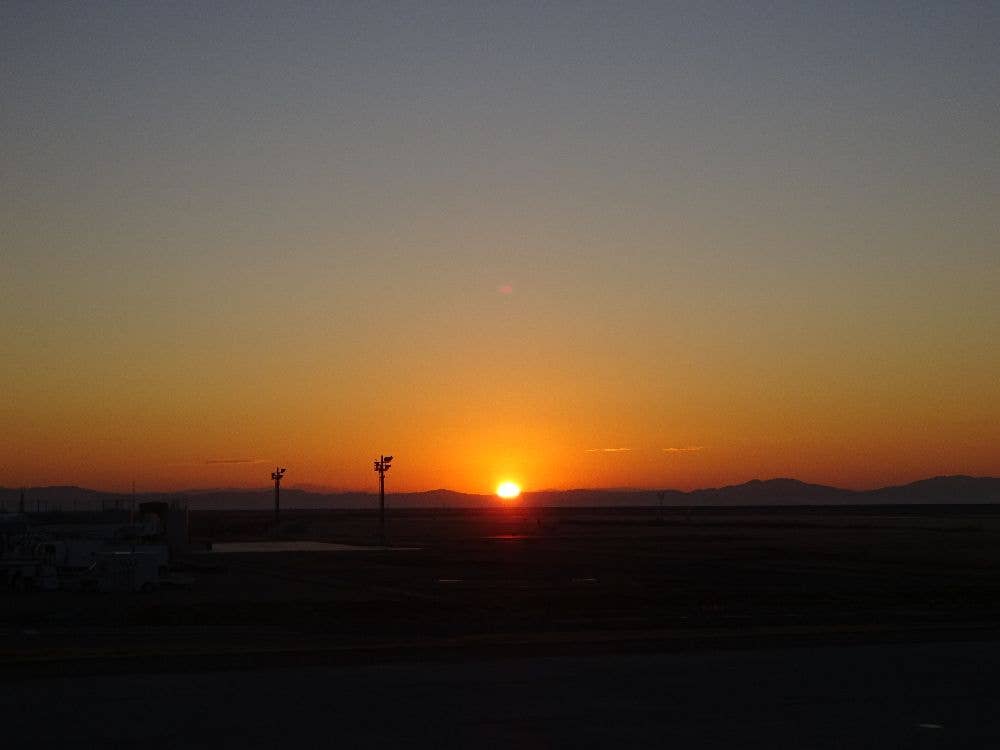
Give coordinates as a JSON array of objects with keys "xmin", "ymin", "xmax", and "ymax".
[
  {"xmin": 585, "ymin": 447, "xmax": 633, "ymax": 453},
  {"xmin": 662, "ymin": 446, "xmax": 704, "ymax": 453}
]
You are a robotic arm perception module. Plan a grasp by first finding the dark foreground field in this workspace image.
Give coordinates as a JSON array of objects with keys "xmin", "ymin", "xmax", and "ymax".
[
  {"xmin": 5, "ymin": 505, "xmax": 1000, "ymax": 671},
  {"xmin": 7, "ymin": 642, "xmax": 1000, "ymax": 748},
  {"xmin": 7, "ymin": 505, "xmax": 1000, "ymax": 747}
]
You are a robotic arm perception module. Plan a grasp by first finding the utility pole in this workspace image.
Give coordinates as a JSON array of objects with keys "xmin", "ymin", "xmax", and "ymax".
[
  {"xmin": 19, "ymin": 488, "xmax": 25, "ymax": 514},
  {"xmin": 373, "ymin": 455, "xmax": 393, "ymax": 546},
  {"xmin": 271, "ymin": 467, "xmax": 286, "ymax": 525}
]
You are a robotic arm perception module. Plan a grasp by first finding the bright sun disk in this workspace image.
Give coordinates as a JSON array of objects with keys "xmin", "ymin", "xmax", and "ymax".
[{"xmin": 497, "ymin": 481, "xmax": 521, "ymax": 499}]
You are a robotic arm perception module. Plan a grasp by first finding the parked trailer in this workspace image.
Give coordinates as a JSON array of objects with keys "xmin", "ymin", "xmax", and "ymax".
[
  {"xmin": 36, "ymin": 539, "xmax": 106, "ymax": 570},
  {"xmin": 1, "ymin": 559, "xmax": 58, "ymax": 591},
  {"xmin": 92, "ymin": 551, "xmax": 160, "ymax": 593}
]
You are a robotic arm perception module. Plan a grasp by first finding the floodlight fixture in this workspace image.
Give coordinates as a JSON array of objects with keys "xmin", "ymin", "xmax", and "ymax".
[
  {"xmin": 374, "ymin": 454, "xmax": 394, "ymax": 545},
  {"xmin": 271, "ymin": 466, "xmax": 287, "ymax": 524}
]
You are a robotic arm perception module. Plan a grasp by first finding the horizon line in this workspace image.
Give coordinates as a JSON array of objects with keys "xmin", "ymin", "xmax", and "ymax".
[{"xmin": 3, "ymin": 474, "xmax": 995, "ymax": 498}]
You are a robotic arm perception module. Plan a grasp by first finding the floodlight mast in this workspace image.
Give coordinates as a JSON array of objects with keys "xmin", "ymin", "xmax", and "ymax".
[
  {"xmin": 271, "ymin": 467, "xmax": 286, "ymax": 524},
  {"xmin": 374, "ymin": 455, "xmax": 393, "ymax": 546}
]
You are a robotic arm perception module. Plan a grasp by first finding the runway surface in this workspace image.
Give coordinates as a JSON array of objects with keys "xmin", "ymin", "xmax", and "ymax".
[{"xmin": 5, "ymin": 640, "xmax": 999, "ymax": 748}]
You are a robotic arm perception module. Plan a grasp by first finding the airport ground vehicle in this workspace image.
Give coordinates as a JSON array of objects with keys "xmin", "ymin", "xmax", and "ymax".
[
  {"xmin": 1, "ymin": 558, "xmax": 58, "ymax": 591},
  {"xmin": 84, "ymin": 551, "xmax": 161, "ymax": 593}
]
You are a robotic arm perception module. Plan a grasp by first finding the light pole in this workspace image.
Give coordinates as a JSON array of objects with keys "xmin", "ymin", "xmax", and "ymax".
[
  {"xmin": 373, "ymin": 455, "xmax": 393, "ymax": 546},
  {"xmin": 271, "ymin": 467, "xmax": 286, "ymax": 525}
]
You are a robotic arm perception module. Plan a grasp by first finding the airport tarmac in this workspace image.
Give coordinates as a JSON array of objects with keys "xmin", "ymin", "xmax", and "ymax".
[
  {"xmin": 6, "ymin": 506, "xmax": 1000, "ymax": 673},
  {"xmin": 4, "ymin": 640, "xmax": 998, "ymax": 748},
  {"xmin": 207, "ymin": 541, "xmax": 419, "ymax": 552}
]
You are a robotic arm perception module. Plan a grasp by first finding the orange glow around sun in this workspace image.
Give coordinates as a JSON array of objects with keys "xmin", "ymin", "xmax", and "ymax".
[{"xmin": 496, "ymin": 481, "xmax": 521, "ymax": 500}]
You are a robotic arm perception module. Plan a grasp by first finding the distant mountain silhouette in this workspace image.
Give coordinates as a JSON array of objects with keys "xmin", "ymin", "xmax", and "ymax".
[
  {"xmin": 686, "ymin": 478, "xmax": 859, "ymax": 505},
  {"xmin": 0, "ymin": 485, "xmax": 105, "ymax": 511},
  {"xmin": 1, "ymin": 475, "xmax": 997, "ymax": 511},
  {"xmin": 866, "ymin": 476, "xmax": 1000, "ymax": 504}
]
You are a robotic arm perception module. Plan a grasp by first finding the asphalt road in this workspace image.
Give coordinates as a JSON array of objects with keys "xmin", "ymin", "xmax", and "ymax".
[{"xmin": 5, "ymin": 640, "xmax": 999, "ymax": 748}]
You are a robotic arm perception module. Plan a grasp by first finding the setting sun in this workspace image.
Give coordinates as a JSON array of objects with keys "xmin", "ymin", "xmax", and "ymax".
[{"xmin": 496, "ymin": 481, "xmax": 522, "ymax": 500}]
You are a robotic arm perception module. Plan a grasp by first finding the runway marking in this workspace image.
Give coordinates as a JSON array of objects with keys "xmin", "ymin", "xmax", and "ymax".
[{"xmin": 917, "ymin": 723, "xmax": 943, "ymax": 729}]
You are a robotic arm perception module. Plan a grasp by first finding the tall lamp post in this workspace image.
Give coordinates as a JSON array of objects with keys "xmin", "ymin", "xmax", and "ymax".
[
  {"xmin": 271, "ymin": 467, "xmax": 286, "ymax": 525},
  {"xmin": 373, "ymin": 455, "xmax": 393, "ymax": 546}
]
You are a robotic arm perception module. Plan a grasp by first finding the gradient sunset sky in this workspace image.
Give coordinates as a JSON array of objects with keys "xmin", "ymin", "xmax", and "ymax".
[{"xmin": 3, "ymin": 2, "xmax": 998, "ymax": 494}]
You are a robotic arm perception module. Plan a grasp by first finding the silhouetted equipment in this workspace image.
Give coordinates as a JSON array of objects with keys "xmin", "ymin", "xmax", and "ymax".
[
  {"xmin": 373, "ymin": 455, "xmax": 393, "ymax": 546},
  {"xmin": 138, "ymin": 500, "xmax": 189, "ymax": 557},
  {"xmin": 19, "ymin": 488, "xmax": 25, "ymax": 515},
  {"xmin": 271, "ymin": 467, "xmax": 286, "ymax": 524}
]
